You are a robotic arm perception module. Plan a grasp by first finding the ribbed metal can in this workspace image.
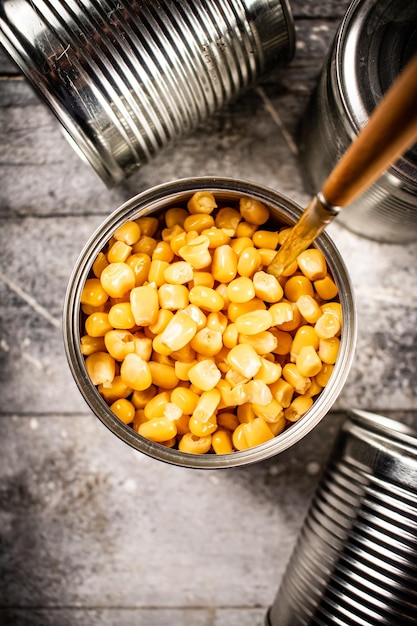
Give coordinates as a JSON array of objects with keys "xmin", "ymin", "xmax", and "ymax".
[
  {"xmin": 299, "ymin": 0, "xmax": 417, "ymax": 243},
  {"xmin": 265, "ymin": 409, "xmax": 417, "ymax": 625},
  {"xmin": 0, "ymin": 0, "xmax": 295, "ymax": 187}
]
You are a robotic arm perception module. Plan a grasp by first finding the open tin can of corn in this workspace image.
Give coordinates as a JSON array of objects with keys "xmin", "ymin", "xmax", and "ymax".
[
  {"xmin": 0, "ymin": 0, "xmax": 295, "ymax": 187},
  {"xmin": 63, "ymin": 177, "xmax": 357, "ymax": 469},
  {"xmin": 265, "ymin": 409, "xmax": 417, "ymax": 625},
  {"xmin": 299, "ymin": 0, "xmax": 417, "ymax": 243}
]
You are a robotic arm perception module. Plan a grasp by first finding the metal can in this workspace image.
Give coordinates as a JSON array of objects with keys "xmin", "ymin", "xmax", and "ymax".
[
  {"xmin": 0, "ymin": 0, "xmax": 295, "ymax": 187},
  {"xmin": 299, "ymin": 0, "xmax": 417, "ymax": 243},
  {"xmin": 266, "ymin": 408, "xmax": 417, "ymax": 625},
  {"xmin": 63, "ymin": 176, "xmax": 357, "ymax": 469}
]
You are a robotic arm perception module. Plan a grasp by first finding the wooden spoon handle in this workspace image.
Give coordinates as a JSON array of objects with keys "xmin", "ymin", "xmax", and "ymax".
[{"xmin": 322, "ymin": 53, "xmax": 417, "ymax": 208}]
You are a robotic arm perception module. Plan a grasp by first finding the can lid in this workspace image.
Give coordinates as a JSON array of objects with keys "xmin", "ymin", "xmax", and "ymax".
[{"xmin": 335, "ymin": 0, "xmax": 417, "ymax": 182}]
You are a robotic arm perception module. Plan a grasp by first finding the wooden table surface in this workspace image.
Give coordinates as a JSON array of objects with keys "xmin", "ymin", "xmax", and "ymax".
[{"xmin": 1, "ymin": 1, "xmax": 417, "ymax": 625}]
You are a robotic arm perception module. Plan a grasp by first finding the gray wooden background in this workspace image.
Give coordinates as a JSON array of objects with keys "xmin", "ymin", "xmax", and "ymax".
[{"xmin": 1, "ymin": 1, "xmax": 416, "ymax": 624}]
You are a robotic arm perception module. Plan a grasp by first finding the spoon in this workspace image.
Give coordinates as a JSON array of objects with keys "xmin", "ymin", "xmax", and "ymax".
[{"xmin": 267, "ymin": 52, "xmax": 417, "ymax": 278}]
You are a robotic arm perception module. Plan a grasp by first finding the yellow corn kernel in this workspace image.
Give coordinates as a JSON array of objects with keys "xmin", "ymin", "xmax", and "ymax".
[
  {"xmin": 178, "ymin": 433, "xmax": 212, "ymax": 454},
  {"xmin": 232, "ymin": 423, "xmax": 250, "ymax": 450},
  {"xmin": 201, "ymin": 227, "xmax": 231, "ymax": 248},
  {"xmin": 238, "ymin": 331, "xmax": 278, "ymax": 355},
  {"xmin": 158, "ymin": 311, "xmax": 197, "ymax": 351},
  {"xmin": 158, "ymin": 283, "xmax": 189, "ymax": 311},
  {"xmin": 162, "ymin": 224, "xmax": 184, "ymax": 243},
  {"xmin": 100, "ymin": 262, "xmax": 135, "ymax": 298},
  {"xmin": 186, "ymin": 229, "xmax": 202, "ymax": 243},
  {"xmin": 126, "ymin": 253, "xmax": 151, "ymax": 286},
  {"xmin": 80, "ymin": 335, "xmax": 106, "ymax": 356},
  {"xmin": 214, "ymin": 283, "xmax": 229, "ymax": 309},
  {"xmin": 169, "ymin": 231, "xmax": 187, "ymax": 256},
  {"xmin": 225, "ymin": 368, "xmax": 247, "ymax": 386},
  {"xmin": 189, "ymin": 414, "xmax": 217, "ymax": 437},
  {"xmin": 139, "ymin": 417, "xmax": 177, "ymax": 442},
  {"xmin": 284, "ymin": 396, "xmax": 314, "ymax": 422},
  {"xmin": 227, "ymin": 298, "xmax": 266, "ymax": 322},
  {"xmin": 217, "ymin": 411, "xmax": 239, "ymax": 431},
  {"xmin": 227, "ymin": 343, "xmax": 262, "ymax": 378},
  {"xmin": 131, "ymin": 385, "xmax": 157, "ymax": 409},
  {"xmin": 192, "ymin": 388, "xmax": 221, "ymax": 422},
  {"xmin": 165, "ymin": 207, "xmax": 188, "ymax": 228},
  {"xmin": 132, "ymin": 235, "xmax": 157, "ymax": 256},
  {"xmin": 120, "ymin": 353, "xmax": 152, "ymax": 391},
  {"xmin": 148, "ymin": 309, "xmax": 174, "ymax": 335},
  {"xmin": 174, "ymin": 360, "xmax": 197, "ymax": 381},
  {"xmin": 189, "ymin": 285, "xmax": 224, "ymax": 313},
  {"xmin": 237, "ymin": 403, "xmax": 256, "ymax": 423},
  {"xmin": 132, "ymin": 409, "xmax": 148, "ymax": 432},
  {"xmin": 259, "ymin": 247, "xmax": 279, "ymax": 267},
  {"xmin": 148, "ymin": 361, "xmax": 179, "ymax": 389},
  {"xmin": 235, "ymin": 309, "xmax": 273, "ymax": 335},
  {"xmin": 178, "ymin": 235, "xmax": 211, "ymax": 269},
  {"xmin": 191, "ymin": 328, "xmax": 223, "ymax": 356},
  {"xmin": 226, "ymin": 276, "xmax": 255, "ymax": 303},
  {"xmin": 135, "ymin": 216, "xmax": 158, "ymax": 237},
  {"xmin": 252, "ymin": 271, "xmax": 284, "ymax": 303},
  {"xmin": 321, "ymin": 302, "xmax": 342, "ymax": 325},
  {"xmin": 206, "ymin": 311, "xmax": 228, "ymax": 333},
  {"xmin": 192, "ymin": 271, "xmax": 215, "ymax": 288},
  {"xmin": 239, "ymin": 197, "xmax": 269, "ymax": 225},
  {"xmin": 147, "ymin": 259, "xmax": 168, "ymax": 286},
  {"xmin": 104, "ymin": 329, "xmax": 135, "ymax": 360},
  {"xmin": 163, "ymin": 261, "xmax": 194, "ymax": 285},
  {"xmin": 318, "ymin": 337, "xmax": 340, "ymax": 365},
  {"xmin": 267, "ymin": 414, "xmax": 287, "ymax": 436},
  {"xmin": 110, "ymin": 398, "xmax": 136, "ymax": 424},
  {"xmin": 152, "ymin": 240, "xmax": 174, "ymax": 263},
  {"xmin": 269, "ymin": 301, "xmax": 293, "ymax": 326},
  {"xmin": 152, "ymin": 352, "xmax": 174, "ymax": 366},
  {"xmin": 282, "ymin": 363, "xmax": 311, "ymax": 394},
  {"xmin": 297, "ymin": 248, "xmax": 327, "ymax": 280},
  {"xmin": 152, "ymin": 334, "xmax": 173, "ymax": 356},
  {"xmin": 183, "ymin": 212, "xmax": 215, "ymax": 233},
  {"xmin": 252, "ymin": 399, "xmax": 284, "ymax": 423},
  {"xmin": 281, "ymin": 258, "xmax": 299, "ymax": 277},
  {"xmin": 254, "ymin": 357, "xmax": 282, "ymax": 385},
  {"xmin": 107, "ymin": 240, "xmax": 132, "ymax": 263},
  {"xmin": 269, "ymin": 378, "xmax": 294, "ymax": 407},
  {"xmin": 211, "ymin": 245, "xmax": 238, "ymax": 283},
  {"xmin": 212, "ymin": 430, "xmax": 233, "ymax": 454},
  {"xmin": 187, "ymin": 191, "xmax": 217, "ymax": 214},
  {"xmin": 81, "ymin": 278, "xmax": 109, "ymax": 307},
  {"xmin": 98, "ymin": 375, "xmax": 132, "ymax": 403},
  {"xmin": 133, "ymin": 334, "xmax": 153, "ymax": 361},
  {"xmin": 243, "ymin": 379, "xmax": 273, "ymax": 405},
  {"xmin": 296, "ymin": 295, "xmax": 322, "ymax": 324},
  {"xmin": 85, "ymin": 351, "xmax": 116, "ymax": 386},
  {"xmin": 237, "ymin": 246, "xmax": 262, "ymax": 277},
  {"xmin": 296, "ymin": 346, "xmax": 323, "ymax": 377},
  {"xmin": 315, "ymin": 363, "xmax": 334, "ymax": 387},
  {"xmin": 85, "ymin": 311, "xmax": 113, "ymax": 337},
  {"xmin": 271, "ymin": 329, "xmax": 293, "ymax": 355},
  {"xmin": 278, "ymin": 227, "xmax": 292, "ymax": 246},
  {"xmin": 236, "ymin": 221, "xmax": 258, "ymax": 238},
  {"xmin": 188, "ymin": 359, "xmax": 221, "ymax": 391},
  {"xmin": 290, "ymin": 325, "xmax": 320, "ymax": 361},
  {"xmin": 314, "ymin": 275, "xmax": 338, "ymax": 300},
  {"xmin": 215, "ymin": 206, "xmax": 242, "ymax": 232},
  {"xmin": 170, "ymin": 387, "xmax": 199, "ymax": 415},
  {"xmin": 171, "ymin": 343, "xmax": 197, "ymax": 363},
  {"xmin": 108, "ymin": 302, "xmax": 136, "ymax": 329},
  {"xmin": 304, "ymin": 378, "xmax": 323, "ymax": 398},
  {"xmin": 315, "ymin": 312, "xmax": 341, "ymax": 339},
  {"xmin": 92, "ymin": 252, "xmax": 109, "ymax": 278},
  {"xmin": 143, "ymin": 391, "xmax": 170, "ymax": 419},
  {"xmin": 272, "ymin": 301, "xmax": 302, "ymax": 332},
  {"xmin": 244, "ymin": 418, "xmax": 274, "ymax": 447},
  {"xmin": 284, "ymin": 274, "xmax": 315, "ymax": 301},
  {"xmin": 181, "ymin": 304, "xmax": 207, "ymax": 330},
  {"xmin": 252, "ymin": 230, "xmax": 279, "ymax": 249},
  {"xmin": 230, "ymin": 236, "xmax": 253, "ymax": 256},
  {"xmin": 222, "ymin": 323, "xmax": 239, "ymax": 349},
  {"xmin": 164, "ymin": 402, "xmax": 182, "ymax": 422},
  {"xmin": 174, "ymin": 413, "xmax": 191, "ymax": 436}
]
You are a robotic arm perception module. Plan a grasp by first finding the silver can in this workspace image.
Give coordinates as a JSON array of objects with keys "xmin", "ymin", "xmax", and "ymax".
[
  {"xmin": 0, "ymin": 0, "xmax": 295, "ymax": 187},
  {"xmin": 266, "ymin": 409, "xmax": 417, "ymax": 625},
  {"xmin": 299, "ymin": 0, "xmax": 417, "ymax": 243},
  {"xmin": 63, "ymin": 176, "xmax": 357, "ymax": 469}
]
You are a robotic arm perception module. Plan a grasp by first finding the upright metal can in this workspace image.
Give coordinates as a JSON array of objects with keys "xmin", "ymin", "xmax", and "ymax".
[
  {"xmin": 299, "ymin": 0, "xmax": 417, "ymax": 243},
  {"xmin": 265, "ymin": 409, "xmax": 417, "ymax": 625},
  {"xmin": 0, "ymin": 0, "xmax": 295, "ymax": 187}
]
